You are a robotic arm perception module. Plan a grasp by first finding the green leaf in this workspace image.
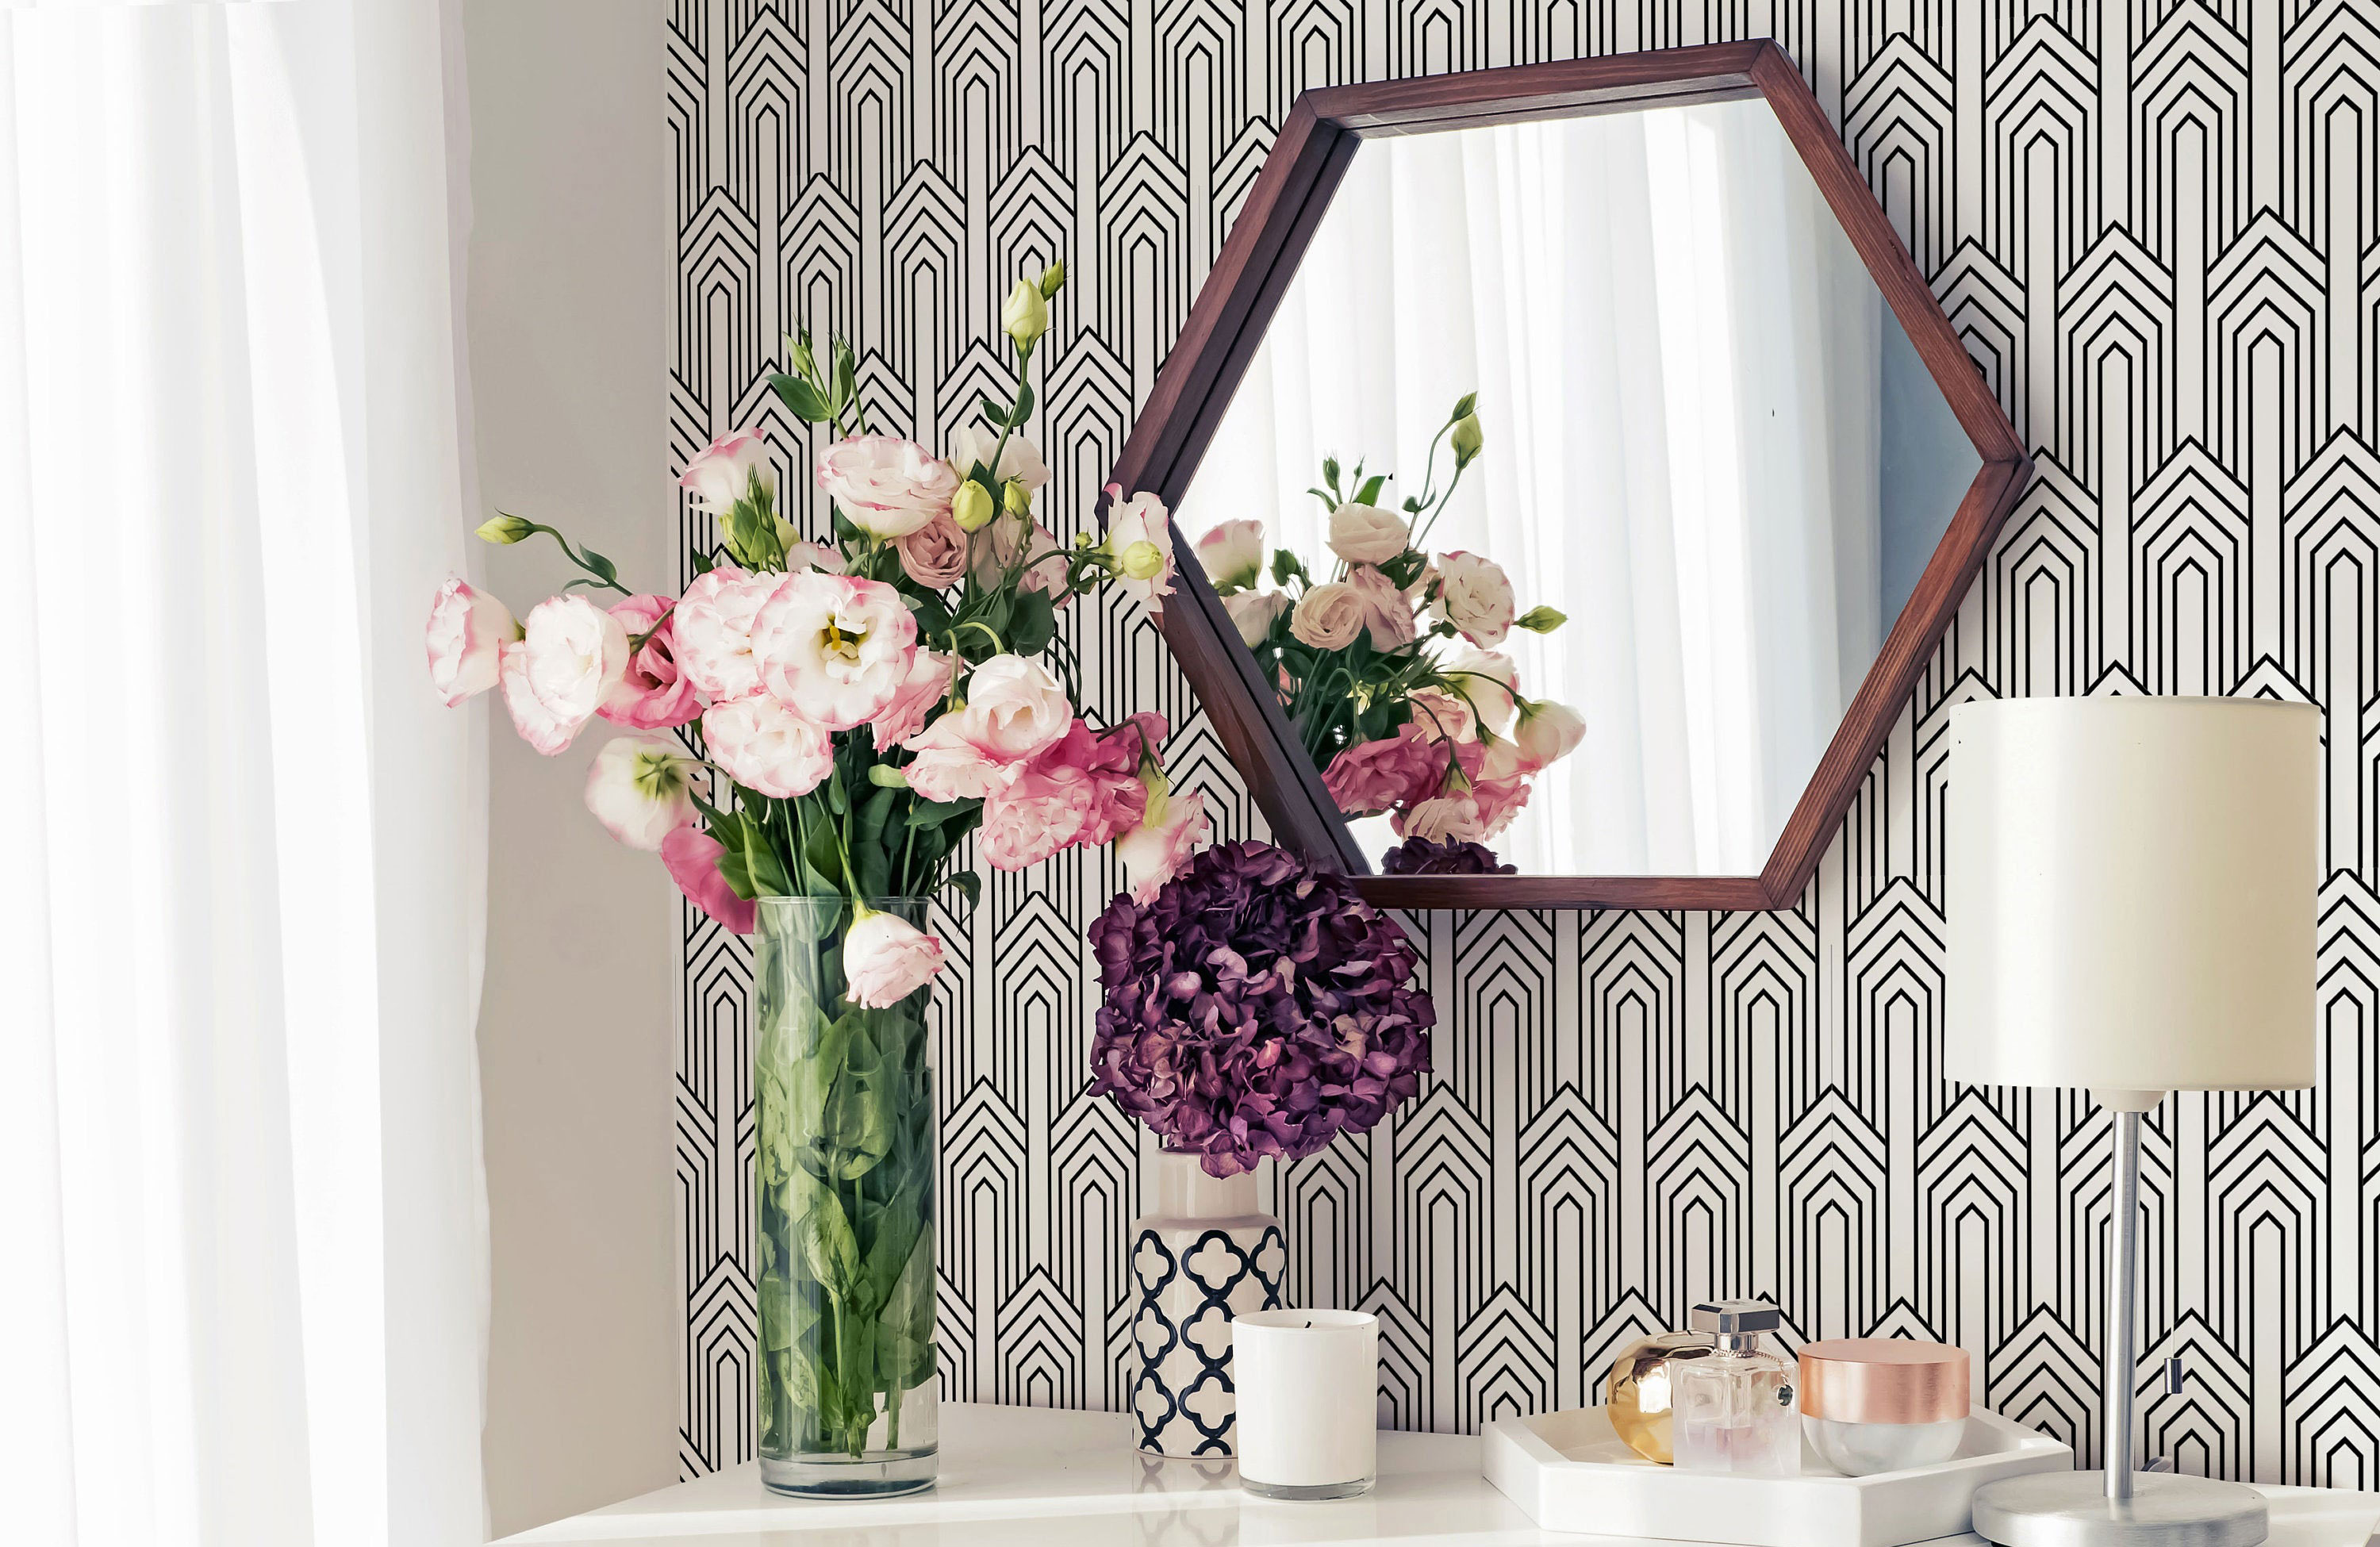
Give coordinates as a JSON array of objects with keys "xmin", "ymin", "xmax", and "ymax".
[
  {"xmin": 1354, "ymin": 473, "xmax": 1388, "ymax": 506},
  {"xmin": 831, "ymin": 341, "xmax": 858, "ymax": 411},
  {"xmin": 1007, "ymin": 588, "xmax": 1056, "ymax": 655},
  {"xmin": 907, "ymin": 797, "xmax": 977, "ymax": 829},
  {"xmin": 795, "ymin": 1175, "xmax": 862, "ymax": 1298},
  {"xmin": 742, "ymin": 819, "xmax": 793, "ymax": 898},
  {"xmin": 772, "ymin": 372, "xmax": 831, "ymax": 422},
  {"xmin": 825, "ymin": 769, "xmax": 849, "ymax": 817},
  {"xmin": 690, "ymin": 547, "xmax": 720, "ymax": 578},
  {"xmin": 939, "ymin": 871, "xmax": 981, "ymax": 912},
  {"xmin": 977, "ymin": 394, "xmax": 1011, "ymax": 432},
  {"xmin": 866, "ymin": 763, "xmax": 909, "ymax": 789},
  {"xmin": 1010, "ymin": 381, "xmax": 1035, "ymax": 425}
]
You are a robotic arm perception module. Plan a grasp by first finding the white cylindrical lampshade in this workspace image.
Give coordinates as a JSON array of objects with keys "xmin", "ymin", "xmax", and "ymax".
[{"xmin": 1948, "ymin": 697, "xmax": 2317, "ymax": 1096}]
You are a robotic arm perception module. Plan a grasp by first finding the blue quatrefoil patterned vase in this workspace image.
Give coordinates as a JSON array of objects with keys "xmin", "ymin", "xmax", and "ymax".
[{"xmin": 1130, "ymin": 1150, "xmax": 1288, "ymax": 1458}]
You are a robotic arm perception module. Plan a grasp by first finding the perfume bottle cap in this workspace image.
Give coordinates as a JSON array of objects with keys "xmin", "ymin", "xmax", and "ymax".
[
  {"xmin": 1687, "ymin": 1299, "xmax": 1783, "ymax": 1337},
  {"xmin": 1798, "ymin": 1338, "xmax": 1969, "ymax": 1424}
]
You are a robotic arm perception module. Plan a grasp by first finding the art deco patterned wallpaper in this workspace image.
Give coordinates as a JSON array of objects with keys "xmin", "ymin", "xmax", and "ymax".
[{"xmin": 667, "ymin": 0, "xmax": 2380, "ymax": 1486}]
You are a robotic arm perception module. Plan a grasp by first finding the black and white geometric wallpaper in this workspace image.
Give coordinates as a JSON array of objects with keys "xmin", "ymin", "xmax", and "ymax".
[{"xmin": 669, "ymin": 0, "xmax": 2380, "ymax": 1487}]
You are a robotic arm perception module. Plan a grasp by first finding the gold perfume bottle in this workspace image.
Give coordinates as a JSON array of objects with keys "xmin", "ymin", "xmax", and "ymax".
[{"xmin": 1606, "ymin": 1330, "xmax": 1718, "ymax": 1464}]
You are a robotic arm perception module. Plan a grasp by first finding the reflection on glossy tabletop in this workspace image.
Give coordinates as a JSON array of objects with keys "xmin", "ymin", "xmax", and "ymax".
[{"xmin": 495, "ymin": 1403, "xmax": 2380, "ymax": 1547}]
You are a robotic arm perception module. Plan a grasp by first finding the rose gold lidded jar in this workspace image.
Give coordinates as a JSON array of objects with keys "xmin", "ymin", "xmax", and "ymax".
[{"xmin": 1797, "ymin": 1339, "xmax": 1968, "ymax": 1476}]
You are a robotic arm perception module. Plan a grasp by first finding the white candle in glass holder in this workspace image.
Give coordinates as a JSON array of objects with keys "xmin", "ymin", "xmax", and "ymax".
[{"xmin": 1230, "ymin": 1309, "xmax": 1379, "ymax": 1499}]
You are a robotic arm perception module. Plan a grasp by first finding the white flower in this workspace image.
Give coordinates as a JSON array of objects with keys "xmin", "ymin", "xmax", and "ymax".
[
  {"xmin": 680, "ymin": 428, "xmax": 774, "ymax": 512},
  {"xmin": 1514, "ymin": 699, "xmax": 1585, "ymax": 769},
  {"xmin": 1443, "ymin": 646, "xmax": 1518, "ymax": 734},
  {"xmin": 1327, "ymin": 502, "xmax": 1409, "ymax": 566},
  {"xmin": 815, "ymin": 436, "xmax": 959, "ymax": 539},
  {"xmin": 843, "ymin": 908, "xmax": 947, "ymax": 1008},
  {"xmin": 749, "ymin": 571, "xmax": 919, "ymax": 731},
  {"xmin": 424, "ymin": 577, "xmax": 516, "ymax": 707},
  {"xmin": 703, "ymin": 694, "xmax": 831, "ymax": 798},
  {"xmin": 583, "ymin": 735, "xmax": 701, "ymax": 850},
  {"xmin": 1196, "ymin": 519, "xmax": 1266, "ymax": 592},
  {"xmin": 498, "ymin": 640, "xmax": 580, "ymax": 755},
  {"xmin": 1343, "ymin": 564, "xmax": 1416, "ymax": 647},
  {"xmin": 673, "ymin": 564, "xmax": 774, "ymax": 702},
  {"xmin": 1432, "ymin": 550, "xmax": 1516, "ymax": 647},
  {"xmin": 1289, "ymin": 582, "xmax": 1364, "ymax": 651},
  {"xmin": 946, "ymin": 653, "xmax": 1072, "ymax": 763},
  {"xmin": 946, "ymin": 425, "xmax": 1050, "ymax": 493},
  {"xmin": 1103, "ymin": 488, "xmax": 1176, "ymax": 613},
  {"xmin": 521, "ymin": 594, "xmax": 631, "ymax": 728},
  {"xmin": 783, "ymin": 539, "xmax": 845, "ymax": 574},
  {"xmin": 1224, "ymin": 589, "xmax": 1290, "ymax": 646},
  {"xmin": 1002, "ymin": 278, "xmax": 1049, "ymax": 348}
]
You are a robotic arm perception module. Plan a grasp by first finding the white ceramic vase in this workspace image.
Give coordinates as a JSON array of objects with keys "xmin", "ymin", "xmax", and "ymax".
[{"xmin": 1127, "ymin": 1150, "xmax": 1286, "ymax": 1458}]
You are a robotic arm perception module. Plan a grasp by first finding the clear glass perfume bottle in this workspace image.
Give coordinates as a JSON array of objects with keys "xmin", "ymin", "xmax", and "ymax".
[{"xmin": 1670, "ymin": 1299, "xmax": 1798, "ymax": 1476}]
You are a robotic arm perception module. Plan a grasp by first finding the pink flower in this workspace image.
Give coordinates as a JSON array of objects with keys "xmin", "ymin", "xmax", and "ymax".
[
  {"xmin": 785, "ymin": 540, "xmax": 844, "ymax": 574},
  {"xmin": 1102, "ymin": 487, "xmax": 1176, "ymax": 615},
  {"xmin": 1514, "ymin": 699, "xmax": 1584, "ymax": 769},
  {"xmin": 498, "ymin": 640, "xmax": 580, "ymax": 755},
  {"xmin": 947, "ymin": 654, "xmax": 1073, "ymax": 763},
  {"xmin": 869, "ymin": 647, "xmax": 954, "ymax": 750},
  {"xmin": 1469, "ymin": 774, "xmax": 1531, "ymax": 840},
  {"xmin": 1344, "ymin": 564, "xmax": 1417, "ymax": 647},
  {"xmin": 1224, "ymin": 589, "xmax": 1290, "ymax": 646},
  {"xmin": 674, "ymin": 565, "xmax": 774, "ymax": 701},
  {"xmin": 971, "ymin": 513, "xmax": 1071, "ymax": 605},
  {"xmin": 1432, "ymin": 551, "xmax": 1515, "ymax": 647},
  {"xmin": 843, "ymin": 908, "xmax": 946, "ymax": 1008},
  {"xmin": 425, "ymin": 577, "xmax": 516, "ymax": 707},
  {"xmin": 1117, "ymin": 789, "xmax": 1208, "ymax": 903},
  {"xmin": 1392, "ymin": 775, "xmax": 1526, "ymax": 844},
  {"xmin": 703, "ymin": 694, "xmax": 831, "ymax": 797},
  {"xmin": 815, "ymin": 435, "xmax": 958, "ymax": 539},
  {"xmin": 978, "ymin": 764, "xmax": 1099, "ymax": 869},
  {"xmin": 582, "ymin": 735, "xmax": 700, "ymax": 850},
  {"xmin": 901, "ymin": 716, "xmax": 1020, "ymax": 803},
  {"xmin": 599, "ymin": 594, "xmax": 702, "ymax": 729},
  {"xmin": 895, "ymin": 511, "xmax": 969, "ymax": 589},
  {"xmin": 1322, "ymin": 727, "xmax": 1441, "ymax": 816},
  {"xmin": 1404, "ymin": 687, "xmax": 1476, "ymax": 745},
  {"xmin": 522, "ymin": 595, "xmax": 631, "ymax": 731},
  {"xmin": 662, "ymin": 827, "xmax": 755, "ymax": 935},
  {"xmin": 1029, "ymin": 714, "xmax": 1168, "ymax": 846},
  {"xmin": 681, "ymin": 428, "xmax": 774, "ymax": 513},
  {"xmin": 749, "ymin": 572, "xmax": 919, "ymax": 731},
  {"xmin": 1196, "ymin": 519, "xmax": 1266, "ymax": 590}
]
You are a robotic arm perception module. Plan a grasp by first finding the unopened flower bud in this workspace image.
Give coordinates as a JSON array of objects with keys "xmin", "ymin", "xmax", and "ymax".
[
  {"xmin": 1116, "ymin": 539, "xmax": 1165, "ymax": 581},
  {"xmin": 476, "ymin": 514, "xmax": 537, "ymax": 545},
  {"xmin": 1038, "ymin": 260, "xmax": 1067, "ymax": 299},
  {"xmin": 951, "ymin": 479, "xmax": 997, "ymax": 532},
  {"xmin": 1001, "ymin": 478, "xmax": 1031, "ymax": 516},
  {"xmin": 1451, "ymin": 413, "xmax": 1484, "ymax": 466},
  {"xmin": 787, "ymin": 330, "xmax": 816, "ymax": 378},
  {"xmin": 1002, "ymin": 278, "xmax": 1049, "ymax": 349}
]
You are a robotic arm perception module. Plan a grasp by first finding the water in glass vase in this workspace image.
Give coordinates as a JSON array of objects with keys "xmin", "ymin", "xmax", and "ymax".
[{"xmin": 753, "ymin": 896, "xmax": 939, "ymax": 1496}]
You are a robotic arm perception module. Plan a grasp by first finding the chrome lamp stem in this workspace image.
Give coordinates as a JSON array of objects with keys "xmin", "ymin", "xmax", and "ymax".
[{"xmin": 2106, "ymin": 1107, "xmax": 2140, "ymax": 1507}]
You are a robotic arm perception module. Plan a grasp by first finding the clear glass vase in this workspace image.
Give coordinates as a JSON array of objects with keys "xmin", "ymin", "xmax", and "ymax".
[{"xmin": 753, "ymin": 896, "xmax": 939, "ymax": 1497}]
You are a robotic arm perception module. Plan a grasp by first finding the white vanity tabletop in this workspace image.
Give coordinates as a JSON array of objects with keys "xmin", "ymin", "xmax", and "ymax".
[{"xmin": 497, "ymin": 1402, "xmax": 2380, "ymax": 1547}]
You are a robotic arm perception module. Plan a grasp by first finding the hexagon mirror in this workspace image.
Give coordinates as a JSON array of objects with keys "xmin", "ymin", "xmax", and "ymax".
[{"xmin": 1110, "ymin": 41, "xmax": 2029, "ymax": 909}]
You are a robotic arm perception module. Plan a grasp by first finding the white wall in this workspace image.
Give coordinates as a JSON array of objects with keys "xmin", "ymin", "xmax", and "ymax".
[{"xmin": 461, "ymin": 0, "xmax": 676, "ymax": 1533}]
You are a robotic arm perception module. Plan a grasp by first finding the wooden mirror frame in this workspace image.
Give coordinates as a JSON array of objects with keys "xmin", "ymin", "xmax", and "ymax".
[{"xmin": 1106, "ymin": 40, "xmax": 2031, "ymax": 911}]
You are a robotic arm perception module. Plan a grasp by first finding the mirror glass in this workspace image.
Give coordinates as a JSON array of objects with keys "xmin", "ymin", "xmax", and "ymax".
[{"xmin": 1177, "ymin": 96, "xmax": 1981, "ymax": 877}]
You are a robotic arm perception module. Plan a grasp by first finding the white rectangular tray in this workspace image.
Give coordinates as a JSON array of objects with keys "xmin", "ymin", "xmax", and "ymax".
[{"xmin": 1480, "ymin": 1405, "xmax": 2071, "ymax": 1547}]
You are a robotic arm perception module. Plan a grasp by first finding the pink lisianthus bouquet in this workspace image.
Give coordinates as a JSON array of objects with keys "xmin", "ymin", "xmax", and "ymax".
[
  {"xmin": 427, "ymin": 263, "xmax": 1206, "ymax": 1003},
  {"xmin": 1196, "ymin": 395, "xmax": 1582, "ymax": 862}
]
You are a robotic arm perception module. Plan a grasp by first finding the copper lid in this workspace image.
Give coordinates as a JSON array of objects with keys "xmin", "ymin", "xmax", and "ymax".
[{"xmin": 1798, "ymin": 1339, "xmax": 1968, "ymax": 1423}]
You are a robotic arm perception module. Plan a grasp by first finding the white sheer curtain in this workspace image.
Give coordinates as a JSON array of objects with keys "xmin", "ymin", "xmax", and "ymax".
[
  {"xmin": 0, "ymin": 4, "xmax": 488, "ymax": 1545},
  {"xmin": 1185, "ymin": 100, "xmax": 1885, "ymax": 875}
]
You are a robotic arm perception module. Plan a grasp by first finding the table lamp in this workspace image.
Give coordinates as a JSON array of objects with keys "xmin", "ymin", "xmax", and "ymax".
[{"xmin": 1947, "ymin": 697, "xmax": 2317, "ymax": 1547}]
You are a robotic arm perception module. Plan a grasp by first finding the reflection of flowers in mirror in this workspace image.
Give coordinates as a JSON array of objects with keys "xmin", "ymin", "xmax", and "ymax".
[{"xmin": 1191, "ymin": 393, "xmax": 1581, "ymax": 869}]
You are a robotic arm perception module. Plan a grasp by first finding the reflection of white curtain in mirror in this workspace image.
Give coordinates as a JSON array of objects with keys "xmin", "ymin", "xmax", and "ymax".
[{"xmin": 1184, "ymin": 99, "xmax": 1883, "ymax": 875}]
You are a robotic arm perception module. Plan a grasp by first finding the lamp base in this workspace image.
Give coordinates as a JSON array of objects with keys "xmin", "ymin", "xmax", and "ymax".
[{"xmin": 1971, "ymin": 1471, "xmax": 2267, "ymax": 1547}]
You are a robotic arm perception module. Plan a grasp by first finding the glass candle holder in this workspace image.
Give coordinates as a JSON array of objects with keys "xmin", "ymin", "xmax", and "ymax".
[{"xmin": 1230, "ymin": 1310, "xmax": 1379, "ymax": 1499}]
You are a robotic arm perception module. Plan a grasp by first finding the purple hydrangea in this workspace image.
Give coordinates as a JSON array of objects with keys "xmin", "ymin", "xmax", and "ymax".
[
  {"xmin": 1086, "ymin": 839, "xmax": 1434, "ymax": 1177},
  {"xmin": 1380, "ymin": 836, "xmax": 1515, "ymax": 876}
]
